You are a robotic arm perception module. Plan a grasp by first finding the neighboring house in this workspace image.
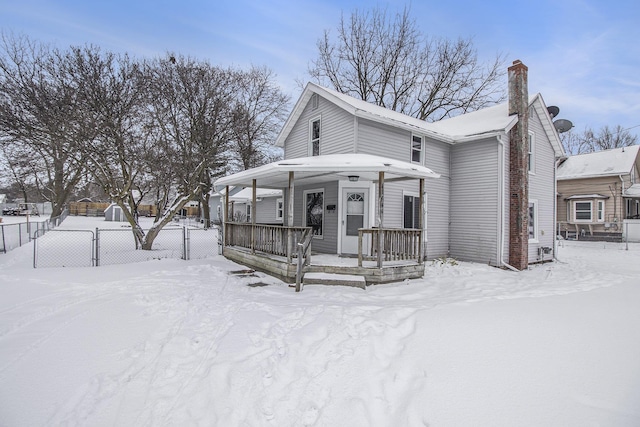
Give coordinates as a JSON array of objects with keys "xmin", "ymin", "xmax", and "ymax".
[
  {"xmin": 556, "ymin": 145, "xmax": 640, "ymax": 240},
  {"xmin": 214, "ymin": 60, "xmax": 564, "ymax": 285},
  {"xmin": 228, "ymin": 188, "xmax": 284, "ymax": 225},
  {"xmin": 208, "ymin": 186, "xmax": 242, "ymax": 225},
  {"xmin": 210, "ymin": 187, "xmax": 284, "ymax": 225}
]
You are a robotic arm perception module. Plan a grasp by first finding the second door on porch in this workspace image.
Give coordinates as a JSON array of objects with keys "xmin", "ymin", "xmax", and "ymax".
[{"xmin": 341, "ymin": 188, "xmax": 369, "ymax": 254}]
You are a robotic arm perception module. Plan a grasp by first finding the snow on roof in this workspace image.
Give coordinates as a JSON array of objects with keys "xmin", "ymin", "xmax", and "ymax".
[
  {"xmin": 564, "ymin": 194, "xmax": 609, "ymax": 200},
  {"xmin": 624, "ymin": 183, "xmax": 640, "ymax": 198},
  {"xmin": 229, "ymin": 188, "xmax": 282, "ymax": 202},
  {"xmin": 424, "ymin": 102, "xmax": 516, "ymax": 139},
  {"xmin": 214, "ymin": 153, "xmax": 440, "ymax": 190},
  {"xmin": 277, "ymin": 83, "xmax": 562, "ymax": 152},
  {"xmin": 557, "ymin": 145, "xmax": 640, "ymax": 180}
]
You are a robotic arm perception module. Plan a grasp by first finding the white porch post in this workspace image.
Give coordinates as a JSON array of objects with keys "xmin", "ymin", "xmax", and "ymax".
[
  {"xmin": 377, "ymin": 171, "xmax": 384, "ymax": 268},
  {"xmin": 419, "ymin": 178, "xmax": 425, "ymax": 264},
  {"xmin": 224, "ymin": 185, "xmax": 230, "ymax": 247},
  {"xmin": 251, "ymin": 179, "xmax": 256, "ymax": 254},
  {"xmin": 287, "ymin": 171, "xmax": 294, "ymax": 263}
]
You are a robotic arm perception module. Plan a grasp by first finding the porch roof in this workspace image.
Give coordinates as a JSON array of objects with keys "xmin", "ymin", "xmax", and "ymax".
[
  {"xmin": 624, "ymin": 184, "xmax": 640, "ymax": 198},
  {"xmin": 214, "ymin": 154, "xmax": 440, "ymax": 190}
]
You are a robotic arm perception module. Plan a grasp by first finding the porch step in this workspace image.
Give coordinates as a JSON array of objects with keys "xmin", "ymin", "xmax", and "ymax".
[{"xmin": 302, "ymin": 272, "xmax": 366, "ymax": 289}]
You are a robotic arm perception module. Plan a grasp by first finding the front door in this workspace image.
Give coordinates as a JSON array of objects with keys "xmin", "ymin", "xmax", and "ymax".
[{"xmin": 341, "ymin": 189, "xmax": 369, "ymax": 254}]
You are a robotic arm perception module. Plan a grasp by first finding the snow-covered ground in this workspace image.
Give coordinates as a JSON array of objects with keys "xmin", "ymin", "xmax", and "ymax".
[{"xmin": 1, "ymin": 216, "xmax": 639, "ymax": 426}]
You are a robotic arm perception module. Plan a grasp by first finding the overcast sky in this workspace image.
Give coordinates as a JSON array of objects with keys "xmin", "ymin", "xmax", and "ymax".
[{"xmin": 2, "ymin": 0, "xmax": 639, "ymax": 140}]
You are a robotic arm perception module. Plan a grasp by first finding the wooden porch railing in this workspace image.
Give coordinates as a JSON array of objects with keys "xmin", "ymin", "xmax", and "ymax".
[
  {"xmin": 225, "ymin": 222, "xmax": 312, "ymax": 259},
  {"xmin": 358, "ymin": 228, "xmax": 423, "ymax": 267}
]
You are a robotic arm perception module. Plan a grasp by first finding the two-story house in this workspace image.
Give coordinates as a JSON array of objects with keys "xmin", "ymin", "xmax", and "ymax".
[{"xmin": 214, "ymin": 60, "xmax": 565, "ymax": 288}]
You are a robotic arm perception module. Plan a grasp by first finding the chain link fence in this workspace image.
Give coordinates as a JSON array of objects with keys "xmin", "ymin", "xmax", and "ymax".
[
  {"xmin": 33, "ymin": 224, "xmax": 219, "ymax": 268},
  {"xmin": 1, "ymin": 210, "xmax": 68, "ymax": 254}
]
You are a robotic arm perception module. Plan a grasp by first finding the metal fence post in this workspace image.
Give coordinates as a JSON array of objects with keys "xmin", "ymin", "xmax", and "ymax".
[
  {"xmin": 182, "ymin": 226, "xmax": 187, "ymax": 260},
  {"xmin": 1, "ymin": 225, "xmax": 5, "ymax": 254},
  {"xmin": 95, "ymin": 228, "xmax": 100, "ymax": 266},
  {"xmin": 33, "ymin": 229, "xmax": 38, "ymax": 268},
  {"xmin": 18, "ymin": 223, "xmax": 22, "ymax": 247}
]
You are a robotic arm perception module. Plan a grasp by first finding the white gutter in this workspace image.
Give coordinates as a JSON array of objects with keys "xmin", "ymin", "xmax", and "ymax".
[{"xmin": 620, "ymin": 175, "xmax": 626, "ymax": 220}]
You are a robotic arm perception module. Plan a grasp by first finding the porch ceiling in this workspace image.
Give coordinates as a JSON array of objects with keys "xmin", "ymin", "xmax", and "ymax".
[{"xmin": 214, "ymin": 154, "xmax": 440, "ymax": 190}]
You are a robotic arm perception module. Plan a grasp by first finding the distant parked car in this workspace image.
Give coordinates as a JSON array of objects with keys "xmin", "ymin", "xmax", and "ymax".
[{"xmin": 1, "ymin": 203, "xmax": 39, "ymax": 216}]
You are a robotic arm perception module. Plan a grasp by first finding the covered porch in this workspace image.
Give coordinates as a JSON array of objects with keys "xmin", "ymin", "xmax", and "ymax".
[{"xmin": 214, "ymin": 154, "xmax": 440, "ymax": 291}]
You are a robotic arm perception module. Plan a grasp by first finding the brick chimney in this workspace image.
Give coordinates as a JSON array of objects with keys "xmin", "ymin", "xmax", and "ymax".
[{"xmin": 508, "ymin": 60, "xmax": 529, "ymax": 270}]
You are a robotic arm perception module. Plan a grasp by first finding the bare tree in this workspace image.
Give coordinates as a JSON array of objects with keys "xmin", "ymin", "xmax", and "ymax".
[
  {"xmin": 308, "ymin": 6, "xmax": 505, "ymax": 121},
  {"xmin": 230, "ymin": 66, "xmax": 289, "ymax": 170},
  {"xmin": 561, "ymin": 125, "xmax": 638, "ymax": 155},
  {"xmin": 143, "ymin": 55, "xmax": 236, "ymax": 240},
  {"xmin": 0, "ymin": 33, "xmax": 88, "ymax": 217}
]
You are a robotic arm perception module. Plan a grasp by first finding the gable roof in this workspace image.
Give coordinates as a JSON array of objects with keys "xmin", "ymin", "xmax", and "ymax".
[
  {"xmin": 276, "ymin": 82, "xmax": 564, "ymax": 155},
  {"xmin": 557, "ymin": 145, "xmax": 640, "ymax": 180}
]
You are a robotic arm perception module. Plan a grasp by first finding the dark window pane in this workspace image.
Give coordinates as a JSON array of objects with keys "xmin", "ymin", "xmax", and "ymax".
[{"xmin": 346, "ymin": 215, "xmax": 363, "ymax": 236}]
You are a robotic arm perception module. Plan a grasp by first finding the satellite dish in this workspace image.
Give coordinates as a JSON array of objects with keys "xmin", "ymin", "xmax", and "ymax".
[
  {"xmin": 553, "ymin": 119, "xmax": 573, "ymax": 133},
  {"xmin": 547, "ymin": 106, "xmax": 559, "ymax": 119}
]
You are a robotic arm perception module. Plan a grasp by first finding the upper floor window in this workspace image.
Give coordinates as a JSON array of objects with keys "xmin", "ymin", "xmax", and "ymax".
[
  {"xmin": 528, "ymin": 132, "xmax": 535, "ymax": 173},
  {"xmin": 309, "ymin": 117, "xmax": 321, "ymax": 156},
  {"xmin": 311, "ymin": 93, "xmax": 319, "ymax": 110},
  {"xmin": 411, "ymin": 135, "xmax": 423, "ymax": 163}
]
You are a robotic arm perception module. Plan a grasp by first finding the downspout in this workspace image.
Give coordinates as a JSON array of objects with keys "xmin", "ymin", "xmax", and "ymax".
[
  {"xmin": 553, "ymin": 157, "xmax": 560, "ymax": 261},
  {"xmin": 497, "ymin": 134, "xmax": 520, "ymax": 272},
  {"xmin": 620, "ymin": 175, "xmax": 625, "ymax": 222}
]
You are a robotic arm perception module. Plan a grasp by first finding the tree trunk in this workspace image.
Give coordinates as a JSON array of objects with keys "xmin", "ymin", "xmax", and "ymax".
[{"xmin": 202, "ymin": 192, "xmax": 211, "ymax": 229}]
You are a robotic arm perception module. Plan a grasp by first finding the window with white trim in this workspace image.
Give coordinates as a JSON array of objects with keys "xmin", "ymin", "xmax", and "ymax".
[
  {"xmin": 528, "ymin": 132, "xmax": 535, "ymax": 173},
  {"xmin": 309, "ymin": 117, "xmax": 321, "ymax": 156},
  {"xmin": 574, "ymin": 201, "xmax": 592, "ymax": 222},
  {"xmin": 597, "ymin": 200, "xmax": 605, "ymax": 222},
  {"xmin": 411, "ymin": 135, "xmax": 423, "ymax": 163},
  {"xmin": 311, "ymin": 93, "xmax": 319, "ymax": 110},
  {"xmin": 276, "ymin": 198, "xmax": 284, "ymax": 221},
  {"xmin": 304, "ymin": 189, "xmax": 324, "ymax": 237},
  {"xmin": 246, "ymin": 204, "xmax": 251, "ymax": 222},
  {"xmin": 528, "ymin": 200, "xmax": 538, "ymax": 240}
]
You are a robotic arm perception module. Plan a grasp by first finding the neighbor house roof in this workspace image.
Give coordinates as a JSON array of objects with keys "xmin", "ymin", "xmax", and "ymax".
[
  {"xmin": 214, "ymin": 153, "xmax": 440, "ymax": 191},
  {"xmin": 557, "ymin": 145, "xmax": 640, "ymax": 180},
  {"xmin": 229, "ymin": 188, "xmax": 282, "ymax": 203},
  {"xmin": 624, "ymin": 183, "xmax": 640, "ymax": 198},
  {"xmin": 275, "ymin": 83, "xmax": 564, "ymax": 155}
]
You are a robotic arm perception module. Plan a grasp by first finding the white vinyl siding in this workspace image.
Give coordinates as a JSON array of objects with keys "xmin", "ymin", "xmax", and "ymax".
[
  {"xmin": 423, "ymin": 138, "xmax": 450, "ymax": 259},
  {"xmin": 450, "ymin": 138, "xmax": 500, "ymax": 265},
  {"xmin": 284, "ymin": 95, "xmax": 355, "ymax": 159},
  {"xmin": 527, "ymin": 104, "xmax": 557, "ymax": 261}
]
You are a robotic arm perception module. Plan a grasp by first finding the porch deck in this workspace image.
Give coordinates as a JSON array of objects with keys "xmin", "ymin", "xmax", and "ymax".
[{"xmin": 223, "ymin": 246, "xmax": 425, "ymax": 286}]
